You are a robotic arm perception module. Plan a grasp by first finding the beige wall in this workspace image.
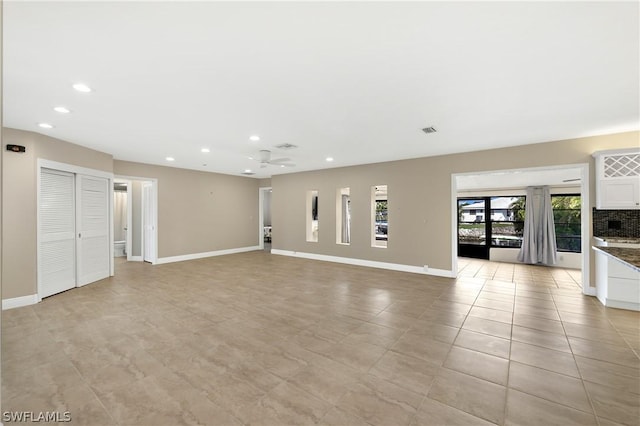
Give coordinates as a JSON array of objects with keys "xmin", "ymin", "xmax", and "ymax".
[
  {"xmin": 2, "ymin": 129, "xmax": 262, "ymax": 299},
  {"xmin": 113, "ymin": 161, "xmax": 260, "ymax": 258},
  {"xmin": 1, "ymin": 128, "xmax": 113, "ymax": 299},
  {"xmin": 271, "ymin": 131, "xmax": 639, "ymax": 286}
]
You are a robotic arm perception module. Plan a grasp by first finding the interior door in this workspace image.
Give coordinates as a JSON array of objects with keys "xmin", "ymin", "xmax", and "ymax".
[
  {"xmin": 40, "ymin": 169, "xmax": 76, "ymax": 298},
  {"xmin": 143, "ymin": 182, "xmax": 155, "ymax": 263},
  {"xmin": 77, "ymin": 175, "xmax": 110, "ymax": 286}
]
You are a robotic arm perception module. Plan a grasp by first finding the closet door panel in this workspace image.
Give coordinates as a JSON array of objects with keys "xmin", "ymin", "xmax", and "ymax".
[
  {"xmin": 77, "ymin": 175, "xmax": 110, "ymax": 286},
  {"xmin": 39, "ymin": 169, "xmax": 76, "ymax": 298}
]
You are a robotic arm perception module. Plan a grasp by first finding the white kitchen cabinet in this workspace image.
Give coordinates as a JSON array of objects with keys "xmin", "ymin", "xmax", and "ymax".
[{"xmin": 593, "ymin": 149, "xmax": 640, "ymax": 209}]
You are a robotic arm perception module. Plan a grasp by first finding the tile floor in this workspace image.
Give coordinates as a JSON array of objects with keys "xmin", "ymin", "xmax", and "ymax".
[{"xmin": 2, "ymin": 253, "xmax": 639, "ymax": 425}]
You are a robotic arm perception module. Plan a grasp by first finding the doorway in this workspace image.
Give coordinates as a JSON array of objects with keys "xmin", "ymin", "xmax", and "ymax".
[
  {"xmin": 451, "ymin": 164, "xmax": 591, "ymax": 295},
  {"xmin": 113, "ymin": 175, "xmax": 158, "ymax": 264},
  {"xmin": 458, "ymin": 197, "xmax": 490, "ymax": 259},
  {"xmin": 259, "ymin": 187, "xmax": 272, "ymax": 252},
  {"xmin": 113, "ymin": 180, "xmax": 132, "ymax": 260}
]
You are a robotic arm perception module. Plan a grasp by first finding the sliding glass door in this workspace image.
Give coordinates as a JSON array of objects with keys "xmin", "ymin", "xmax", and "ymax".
[
  {"xmin": 458, "ymin": 196, "xmax": 526, "ymax": 260},
  {"xmin": 458, "ymin": 198, "xmax": 489, "ymax": 259}
]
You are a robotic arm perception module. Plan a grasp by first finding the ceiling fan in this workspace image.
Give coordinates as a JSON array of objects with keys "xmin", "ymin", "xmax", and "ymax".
[{"xmin": 255, "ymin": 150, "xmax": 295, "ymax": 168}]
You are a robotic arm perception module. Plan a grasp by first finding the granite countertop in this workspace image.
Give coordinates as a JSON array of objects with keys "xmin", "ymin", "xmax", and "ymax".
[
  {"xmin": 592, "ymin": 246, "xmax": 640, "ymax": 272},
  {"xmin": 594, "ymin": 236, "xmax": 640, "ymax": 244}
]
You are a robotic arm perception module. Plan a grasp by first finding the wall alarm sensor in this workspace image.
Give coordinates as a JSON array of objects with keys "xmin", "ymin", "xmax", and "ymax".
[{"xmin": 6, "ymin": 144, "xmax": 26, "ymax": 153}]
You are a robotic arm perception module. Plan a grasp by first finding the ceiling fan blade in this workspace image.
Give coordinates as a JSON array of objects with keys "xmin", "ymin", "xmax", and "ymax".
[{"xmin": 268, "ymin": 157, "xmax": 291, "ymax": 164}]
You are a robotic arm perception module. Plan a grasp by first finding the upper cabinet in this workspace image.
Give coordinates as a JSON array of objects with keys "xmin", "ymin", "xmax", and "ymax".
[{"xmin": 593, "ymin": 149, "xmax": 640, "ymax": 209}]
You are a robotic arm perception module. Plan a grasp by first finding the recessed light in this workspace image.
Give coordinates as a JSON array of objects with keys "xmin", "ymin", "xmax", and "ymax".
[
  {"xmin": 326, "ymin": 157, "xmax": 334, "ymax": 162},
  {"xmin": 53, "ymin": 106, "xmax": 71, "ymax": 114},
  {"xmin": 249, "ymin": 135, "xmax": 260, "ymax": 142},
  {"xmin": 280, "ymin": 165, "xmax": 285, "ymax": 168},
  {"xmin": 244, "ymin": 169, "xmax": 253, "ymax": 173},
  {"xmin": 73, "ymin": 83, "xmax": 92, "ymax": 93},
  {"xmin": 166, "ymin": 157, "xmax": 175, "ymax": 162},
  {"xmin": 201, "ymin": 148, "xmax": 210, "ymax": 153},
  {"xmin": 38, "ymin": 123, "xmax": 54, "ymax": 129}
]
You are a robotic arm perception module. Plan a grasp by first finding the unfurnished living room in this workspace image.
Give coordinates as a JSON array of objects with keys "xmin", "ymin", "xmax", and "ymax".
[{"xmin": 1, "ymin": 1, "xmax": 639, "ymax": 425}]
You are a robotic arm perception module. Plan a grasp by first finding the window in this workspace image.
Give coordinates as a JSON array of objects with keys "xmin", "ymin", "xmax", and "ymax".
[
  {"xmin": 552, "ymin": 194, "xmax": 581, "ymax": 253},
  {"xmin": 306, "ymin": 190, "xmax": 318, "ymax": 242},
  {"xmin": 458, "ymin": 199, "xmax": 486, "ymax": 246},
  {"xmin": 458, "ymin": 196, "xmax": 525, "ymax": 260},
  {"xmin": 372, "ymin": 185, "xmax": 387, "ymax": 248},
  {"xmin": 458, "ymin": 194, "xmax": 581, "ymax": 256},
  {"xmin": 336, "ymin": 188, "xmax": 351, "ymax": 245},
  {"xmin": 490, "ymin": 196, "xmax": 525, "ymax": 248}
]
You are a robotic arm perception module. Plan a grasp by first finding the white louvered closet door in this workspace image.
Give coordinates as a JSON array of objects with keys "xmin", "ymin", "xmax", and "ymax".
[
  {"xmin": 77, "ymin": 175, "xmax": 110, "ymax": 286},
  {"xmin": 40, "ymin": 169, "xmax": 76, "ymax": 298}
]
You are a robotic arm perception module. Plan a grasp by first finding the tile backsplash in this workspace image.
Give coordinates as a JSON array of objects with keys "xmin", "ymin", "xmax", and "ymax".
[{"xmin": 593, "ymin": 209, "xmax": 640, "ymax": 238}]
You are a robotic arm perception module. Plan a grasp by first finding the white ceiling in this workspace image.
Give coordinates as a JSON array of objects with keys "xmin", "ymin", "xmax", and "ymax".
[{"xmin": 3, "ymin": 2, "xmax": 639, "ymax": 178}]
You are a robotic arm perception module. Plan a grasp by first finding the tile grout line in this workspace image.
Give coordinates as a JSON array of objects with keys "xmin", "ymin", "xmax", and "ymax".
[{"xmin": 550, "ymin": 290, "xmax": 601, "ymax": 424}]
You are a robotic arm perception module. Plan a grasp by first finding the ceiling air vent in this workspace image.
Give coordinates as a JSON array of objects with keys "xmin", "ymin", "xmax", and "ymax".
[
  {"xmin": 422, "ymin": 126, "xmax": 437, "ymax": 134},
  {"xmin": 274, "ymin": 143, "xmax": 298, "ymax": 150}
]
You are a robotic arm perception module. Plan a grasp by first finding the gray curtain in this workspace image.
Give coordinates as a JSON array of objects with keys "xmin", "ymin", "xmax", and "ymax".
[
  {"xmin": 341, "ymin": 195, "xmax": 351, "ymax": 244},
  {"xmin": 517, "ymin": 186, "xmax": 557, "ymax": 265}
]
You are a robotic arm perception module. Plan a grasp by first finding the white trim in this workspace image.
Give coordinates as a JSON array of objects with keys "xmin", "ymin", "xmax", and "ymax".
[
  {"xmin": 271, "ymin": 249, "xmax": 456, "ymax": 278},
  {"xmin": 128, "ymin": 255, "xmax": 143, "ymax": 262},
  {"xmin": 155, "ymin": 246, "xmax": 261, "ymax": 265},
  {"xmin": 115, "ymin": 175, "xmax": 158, "ymax": 264},
  {"xmin": 579, "ymin": 163, "xmax": 591, "ymax": 295},
  {"xmin": 2, "ymin": 294, "xmax": 38, "ymax": 310},
  {"xmin": 604, "ymin": 298, "xmax": 639, "ymax": 311},
  {"xmin": 141, "ymin": 180, "xmax": 159, "ymax": 264},
  {"xmin": 114, "ymin": 178, "xmax": 133, "ymax": 262},
  {"xmin": 258, "ymin": 187, "xmax": 272, "ymax": 250},
  {"xmin": 38, "ymin": 159, "xmax": 113, "ymax": 180},
  {"xmin": 450, "ymin": 173, "xmax": 459, "ymax": 278}
]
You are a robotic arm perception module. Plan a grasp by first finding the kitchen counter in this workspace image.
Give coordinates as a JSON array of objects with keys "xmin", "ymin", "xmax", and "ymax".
[
  {"xmin": 592, "ymin": 246, "xmax": 640, "ymax": 272},
  {"xmin": 594, "ymin": 236, "xmax": 640, "ymax": 245},
  {"xmin": 593, "ymin": 245, "xmax": 640, "ymax": 311}
]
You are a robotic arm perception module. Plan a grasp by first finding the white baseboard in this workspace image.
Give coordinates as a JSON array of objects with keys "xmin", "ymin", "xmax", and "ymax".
[
  {"xmin": 127, "ymin": 255, "xmax": 143, "ymax": 262},
  {"xmin": 605, "ymin": 298, "xmax": 640, "ymax": 311},
  {"xmin": 271, "ymin": 249, "xmax": 455, "ymax": 278},
  {"xmin": 583, "ymin": 287, "xmax": 597, "ymax": 296},
  {"xmin": 155, "ymin": 245, "xmax": 261, "ymax": 265},
  {"xmin": 3, "ymin": 294, "xmax": 39, "ymax": 310}
]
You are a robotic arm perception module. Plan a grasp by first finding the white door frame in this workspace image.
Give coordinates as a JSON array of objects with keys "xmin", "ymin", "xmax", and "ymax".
[
  {"xmin": 115, "ymin": 175, "xmax": 158, "ymax": 264},
  {"xmin": 113, "ymin": 178, "xmax": 133, "ymax": 261},
  {"xmin": 258, "ymin": 186, "xmax": 272, "ymax": 250},
  {"xmin": 451, "ymin": 163, "xmax": 592, "ymax": 295},
  {"xmin": 37, "ymin": 159, "xmax": 114, "ymax": 301},
  {"xmin": 142, "ymin": 181, "xmax": 157, "ymax": 263}
]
